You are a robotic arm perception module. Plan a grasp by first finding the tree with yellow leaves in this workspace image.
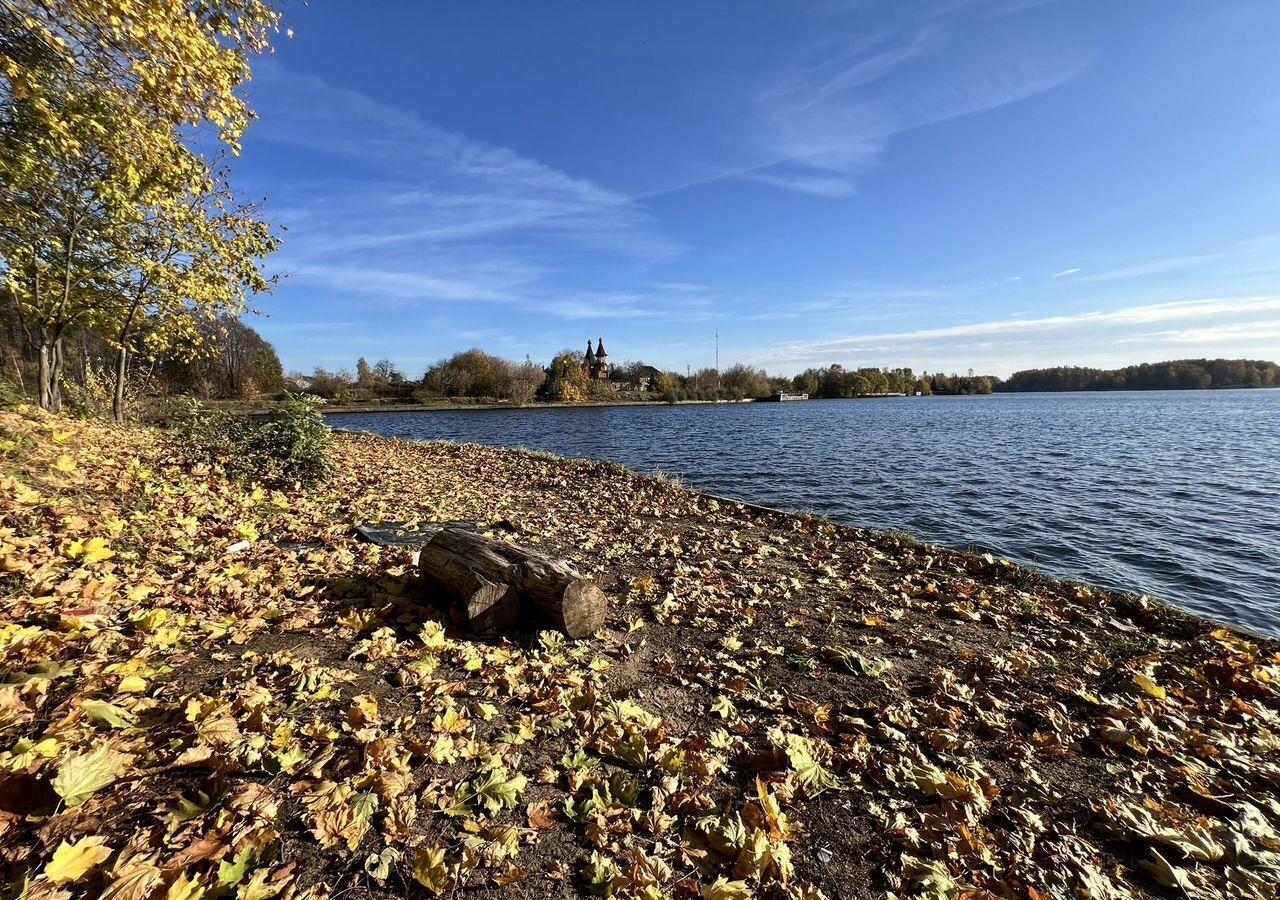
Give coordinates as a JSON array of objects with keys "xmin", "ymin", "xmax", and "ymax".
[
  {"xmin": 2, "ymin": 0, "xmax": 282, "ymax": 152},
  {"xmin": 0, "ymin": 0, "xmax": 284, "ymax": 412},
  {"xmin": 106, "ymin": 160, "xmax": 279, "ymax": 422}
]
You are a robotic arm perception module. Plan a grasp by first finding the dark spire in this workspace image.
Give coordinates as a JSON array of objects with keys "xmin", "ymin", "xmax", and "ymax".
[{"xmin": 595, "ymin": 337, "xmax": 607, "ymax": 358}]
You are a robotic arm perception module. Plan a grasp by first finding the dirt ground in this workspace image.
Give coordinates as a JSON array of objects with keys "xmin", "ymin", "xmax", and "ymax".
[{"xmin": 2, "ymin": 410, "xmax": 1278, "ymax": 899}]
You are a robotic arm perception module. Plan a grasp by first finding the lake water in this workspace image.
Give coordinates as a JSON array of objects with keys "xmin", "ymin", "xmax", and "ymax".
[{"xmin": 328, "ymin": 390, "xmax": 1280, "ymax": 636}]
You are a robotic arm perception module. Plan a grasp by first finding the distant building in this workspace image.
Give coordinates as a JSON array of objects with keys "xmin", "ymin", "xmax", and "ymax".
[
  {"xmin": 562, "ymin": 338, "xmax": 662, "ymax": 394},
  {"xmin": 582, "ymin": 337, "xmax": 610, "ymax": 380},
  {"xmin": 633, "ymin": 365, "xmax": 662, "ymax": 391}
]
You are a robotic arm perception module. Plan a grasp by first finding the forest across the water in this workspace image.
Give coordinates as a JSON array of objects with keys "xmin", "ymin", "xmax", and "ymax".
[{"xmin": 997, "ymin": 358, "xmax": 1279, "ymax": 392}]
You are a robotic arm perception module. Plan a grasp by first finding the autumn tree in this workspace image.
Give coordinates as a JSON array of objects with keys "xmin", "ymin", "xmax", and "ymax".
[
  {"xmin": 719, "ymin": 363, "xmax": 769, "ymax": 399},
  {"xmin": 540, "ymin": 349, "xmax": 590, "ymax": 402},
  {"xmin": 160, "ymin": 316, "xmax": 283, "ymax": 400},
  {"xmin": 2, "ymin": 0, "xmax": 282, "ymax": 152},
  {"xmin": 0, "ymin": 69, "xmax": 171, "ymax": 411},
  {"xmin": 0, "ymin": 0, "xmax": 284, "ymax": 411},
  {"xmin": 106, "ymin": 162, "xmax": 278, "ymax": 421},
  {"xmin": 508, "ymin": 356, "xmax": 545, "ymax": 404}
]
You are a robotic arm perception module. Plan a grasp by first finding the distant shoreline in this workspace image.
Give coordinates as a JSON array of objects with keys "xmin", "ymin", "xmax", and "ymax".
[
  {"xmin": 274, "ymin": 398, "xmax": 748, "ymax": 416},
  {"xmin": 229, "ymin": 384, "xmax": 1280, "ymax": 417},
  {"xmin": 242, "ymin": 395, "xmax": 917, "ymax": 416}
]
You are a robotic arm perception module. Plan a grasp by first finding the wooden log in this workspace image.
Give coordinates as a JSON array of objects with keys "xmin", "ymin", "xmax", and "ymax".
[{"xmin": 418, "ymin": 528, "xmax": 607, "ymax": 638}]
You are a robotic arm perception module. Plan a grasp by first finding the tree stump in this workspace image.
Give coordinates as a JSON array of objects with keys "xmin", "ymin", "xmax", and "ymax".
[{"xmin": 418, "ymin": 528, "xmax": 607, "ymax": 638}]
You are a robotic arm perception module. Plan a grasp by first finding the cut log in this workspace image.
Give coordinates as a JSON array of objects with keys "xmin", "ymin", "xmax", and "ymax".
[{"xmin": 418, "ymin": 528, "xmax": 607, "ymax": 637}]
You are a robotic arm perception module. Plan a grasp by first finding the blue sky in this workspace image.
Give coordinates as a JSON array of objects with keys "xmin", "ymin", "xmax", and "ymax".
[{"xmin": 239, "ymin": 0, "xmax": 1280, "ymax": 378}]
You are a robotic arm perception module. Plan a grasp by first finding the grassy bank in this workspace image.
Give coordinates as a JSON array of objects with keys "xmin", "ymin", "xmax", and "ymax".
[{"xmin": 1, "ymin": 408, "xmax": 1278, "ymax": 899}]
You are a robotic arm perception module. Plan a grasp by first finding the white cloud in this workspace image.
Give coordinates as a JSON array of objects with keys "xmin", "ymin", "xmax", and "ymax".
[
  {"xmin": 1080, "ymin": 253, "xmax": 1223, "ymax": 282},
  {"xmin": 247, "ymin": 62, "xmax": 677, "ymax": 262},
  {"xmin": 1135, "ymin": 320, "xmax": 1280, "ymax": 344},
  {"xmin": 742, "ymin": 295, "xmax": 1280, "ymax": 372},
  {"xmin": 542, "ymin": 289, "xmax": 725, "ymax": 323},
  {"xmin": 745, "ymin": 7, "xmax": 1090, "ymax": 195},
  {"xmin": 1053, "ymin": 267, "xmax": 1082, "ymax": 277},
  {"xmin": 272, "ymin": 248, "xmax": 548, "ymax": 308},
  {"xmin": 288, "ymin": 263, "xmax": 522, "ymax": 303}
]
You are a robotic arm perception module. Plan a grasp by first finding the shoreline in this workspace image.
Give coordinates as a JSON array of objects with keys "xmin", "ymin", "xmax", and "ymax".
[
  {"xmin": 231, "ymin": 384, "xmax": 1280, "ymax": 417},
  {"xmin": 320, "ymin": 398, "xmax": 745, "ymax": 414},
  {"xmin": 353, "ymin": 429, "xmax": 1275, "ymax": 642},
  {"xmin": 233, "ymin": 398, "xmax": 748, "ymax": 416},
  {"xmin": 239, "ymin": 394, "xmax": 929, "ymax": 416},
  {"xmin": 3, "ymin": 408, "xmax": 1278, "ymax": 899}
]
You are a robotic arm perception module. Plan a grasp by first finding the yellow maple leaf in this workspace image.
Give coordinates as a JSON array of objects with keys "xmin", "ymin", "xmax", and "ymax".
[
  {"xmin": 118, "ymin": 675, "xmax": 148, "ymax": 694},
  {"xmin": 1132, "ymin": 673, "xmax": 1167, "ymax": 701},
  {"xmin": 433, "ymin": 706, "xmax": 470, "ymax": 735},
  {"xmin": 53, "ymin": 744, "xmax": 127, "ymax": 807},
  {"xmin": 127, "ymin": 584, "xmax": 156, "ymax": 603},
  {"xmin": 52, "ymin": 454, "xmax": 78, "ymax": 473},
  {"xmin": 66, "ymin": 537, "xmax": 116, "ymax": 565},
  {"xmin": 701, "ymin": 877, "xmax": 752, "ymax": 899},
  {"xmin": 44, "ymin": 835, "xmax": 113, "ymax": 883},
  {"xmin": 167, "ymin": 871, "xmax": 210, "ymax": 900},
  {"xmin": 411, "ymin": 845, "xmax": 450, "ymax": 895}
]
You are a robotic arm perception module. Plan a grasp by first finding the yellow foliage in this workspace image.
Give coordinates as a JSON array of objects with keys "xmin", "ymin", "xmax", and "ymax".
[{"xmin": 44, "ymin": 835, "xmax": 113, "ymax": 883}]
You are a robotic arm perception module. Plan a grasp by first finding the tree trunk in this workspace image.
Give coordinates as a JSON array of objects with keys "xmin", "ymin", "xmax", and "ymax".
[
  {"xmin": 112, "ymin": 300, "xmax": 143, "ymax": 425},
  {"xmin": 418, "ymin": 528, "xmax": 607, "ymax": 638},
  {"xmin": 113, "ymin": 344, "xmax": 128, "ymax": 424},
  {"xmin": 37, "ymin": 335, "xmax": 63, "ymax": 413}
]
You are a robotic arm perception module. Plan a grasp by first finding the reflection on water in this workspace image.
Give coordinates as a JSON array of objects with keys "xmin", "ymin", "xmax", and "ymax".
[{"xmin": 328, "ymin": 390, "xmax": 1280, "ymax": 636}]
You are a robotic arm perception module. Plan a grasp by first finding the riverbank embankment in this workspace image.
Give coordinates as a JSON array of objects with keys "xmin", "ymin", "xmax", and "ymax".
[{"xmin": 1, "ymin": 407, "xmax": 1277, "ymax": 899}]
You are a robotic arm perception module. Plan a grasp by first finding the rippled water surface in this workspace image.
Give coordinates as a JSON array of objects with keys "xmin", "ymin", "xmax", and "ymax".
[{"xmin": 328, "ymin": 391, "xmax": 1280, "ymax": 635}]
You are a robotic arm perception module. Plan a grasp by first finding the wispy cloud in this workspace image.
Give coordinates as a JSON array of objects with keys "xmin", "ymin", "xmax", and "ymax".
[
  {"xmin": 1080, "ymin": 253, "xmax": 1223, "ymax": 282},
  {"xmin": 1131, "ymin": 320, "xmax": 1280, "ymax": 344},
  {"xmin": 285, "ymin": 262, "xmax": 533, "ymax": 303},
  {"xmin": 252, "ymin": 64, "xmax": 632, "ymax": 229},
  {"xmin": 543, "ymin": 289, "xmax": 724, "ymax": 323},
  {"xmin": 1053, "ymin": 266, "xmax": 1082, "ymax": 277},
  {"xmin": 744, "ymin": 3, "xmax": 1090, "ymax": 196},
  {"xmin": 246, "ymin": 62, "xmax": 678, "ymax": 280},
  {"xmin": 744, "ymin": 295, "xmax": 1280, "ymax": 371},
  {"xmin": 543, "ymin": 299, "xmax": 661, "ymax": 321}
]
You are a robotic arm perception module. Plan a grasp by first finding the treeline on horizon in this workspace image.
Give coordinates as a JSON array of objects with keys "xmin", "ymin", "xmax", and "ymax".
[
  {"xmin": 997, "ymin": 358, "xmax": 1280, "ymax": 392},
  {"xmin": 10, "ymin": 317, "xmax": 1276, "ymax": 415},
  {"xmin": 286, "ymin": 347, "xmax": 1000, "ymax": 404}
]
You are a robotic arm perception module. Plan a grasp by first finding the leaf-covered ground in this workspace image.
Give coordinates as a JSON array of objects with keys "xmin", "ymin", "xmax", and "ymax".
[{"xmin": 2, "ymin": 408, "xmax": 1279, "ymax": 900}]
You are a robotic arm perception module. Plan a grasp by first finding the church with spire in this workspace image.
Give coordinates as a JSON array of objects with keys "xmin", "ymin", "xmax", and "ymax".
[{"xmin": 582, "ymin": 337, "xmax": 609, "ymax": 380}]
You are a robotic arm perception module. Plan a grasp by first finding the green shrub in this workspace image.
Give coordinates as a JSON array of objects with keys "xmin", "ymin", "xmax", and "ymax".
[
  {"xmin": 168, "ymin": 394, "xmax": 332, "ymax": 485},
  {"xmin": 255, "ymin": 394, "xmax": 333, "ymax": 483}
]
